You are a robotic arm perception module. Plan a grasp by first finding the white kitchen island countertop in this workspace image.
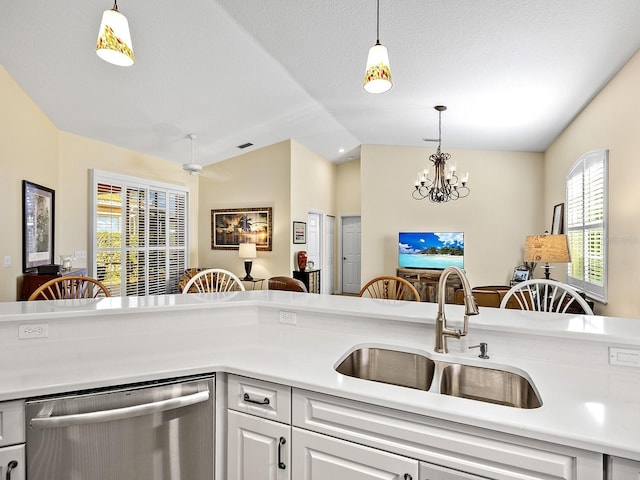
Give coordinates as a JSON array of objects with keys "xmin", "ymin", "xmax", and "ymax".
[{"xmin": 1, "ymin": 290, "xmax": 639, "ymax": 461}]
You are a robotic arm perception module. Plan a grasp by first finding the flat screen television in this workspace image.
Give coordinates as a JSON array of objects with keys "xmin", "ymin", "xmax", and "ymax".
[{"xmin": 398, "ymin": 232, "xmax": 464, "ymax": 270}]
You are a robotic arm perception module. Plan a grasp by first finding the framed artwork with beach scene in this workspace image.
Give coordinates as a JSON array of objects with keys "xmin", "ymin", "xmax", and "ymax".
[{"xmin": 211, "ymin": 207, "xmax": 272, "ymax": 251}]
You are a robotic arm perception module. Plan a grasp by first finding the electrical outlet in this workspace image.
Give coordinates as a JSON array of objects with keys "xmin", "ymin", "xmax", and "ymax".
[
  {"xmin": 610, "ymin": 347, "xmax": 640, "ymax": 367},
  {"xmin": 19, "ymin": 324, "xmax": 49, "ymax": 339},
  {"xmin": 3, "ymin": 256, "xmax": 10, "ymax": 268},
  {"xmin": 74, "ymin": 250, "xmax": 87, "ymax": 259},
  {"xmin": 279, "ymin": 311, "xmax": 297, "ymax": 325}
]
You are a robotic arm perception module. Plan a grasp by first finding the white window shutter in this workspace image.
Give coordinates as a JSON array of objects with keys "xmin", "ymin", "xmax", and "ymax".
[
  {"xmin": 566, "ymin": 150, "xmax": 608, "ymax": 303},
  {"xmin": 92, "ymin": 170, "xmax": 189, "ymax": 296}
]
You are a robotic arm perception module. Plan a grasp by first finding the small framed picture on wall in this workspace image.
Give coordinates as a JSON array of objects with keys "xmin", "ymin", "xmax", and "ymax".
[{"xmin": 293, "ymin": 221, "xmax": 306, "ymax": 244}]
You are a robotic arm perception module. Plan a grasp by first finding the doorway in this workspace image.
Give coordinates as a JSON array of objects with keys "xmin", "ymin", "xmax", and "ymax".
[
  {"xmin": 325, "ymin": 216, "xmax": 335, "ymax": 294},
  {"xmin": 341, "ymin": 216, "xmax": 361, "ymax": 295},
  {"xmin": 307, "ymin": 212, "xmax": 322, "ymax": 293}
]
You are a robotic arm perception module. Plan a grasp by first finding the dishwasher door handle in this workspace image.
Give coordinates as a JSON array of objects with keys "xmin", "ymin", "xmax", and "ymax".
[{"xmin": 30, "ymin": 390, "xmax": 210, "ymax": 429}]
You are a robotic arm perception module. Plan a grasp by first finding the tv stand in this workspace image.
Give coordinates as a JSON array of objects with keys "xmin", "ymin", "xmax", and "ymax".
[{"xmin": 396, "ymin": 268, "xmax": 462, "ymax": 303}]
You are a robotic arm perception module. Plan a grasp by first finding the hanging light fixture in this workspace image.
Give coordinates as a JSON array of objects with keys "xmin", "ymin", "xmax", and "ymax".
[
  {"xmin": 96, "ymin": 1, "xmax": 134, "ymax": 67},
  {"xmin": 412, "ymin": 106, "xmax": 470, "ymax": 203},
  {"xmin": 183, "ymin": 134, "xmax": 203, "ymax": 176},
  {"xmin": 363, "ymin": 0, "xmax": 392, "ymax": 93}
]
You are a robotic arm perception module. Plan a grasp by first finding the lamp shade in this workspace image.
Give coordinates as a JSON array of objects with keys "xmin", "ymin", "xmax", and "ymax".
[
  {"xmin": 96, "ymin": 7, "xmax": 134, "ymax": 66},
  {"xmin": 238, "ymin": 243, "xmax": 257, "ymax": 259},
  {"xmin": 524, "ymin": 235, "xmax": 570, "ymax": 263},
  {"xmin": 364, "ymin": 43, "xmax": 392, "ymax": 93}
]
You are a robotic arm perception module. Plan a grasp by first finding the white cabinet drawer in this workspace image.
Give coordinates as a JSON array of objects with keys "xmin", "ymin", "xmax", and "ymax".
[
  {"xmin": 293, "ymin": 388, "xmax": 602, "ymax": 480},
  {"xmin": 0, "ymin": 401, "xmax": 25, "ymax": 447},
  {"xmin": 228, "ymin": 374, "xmax": 291, "ymax": 423},
  {"xmin": 0, "ymin": 444, "xmax": 25, "ymax": 480}
]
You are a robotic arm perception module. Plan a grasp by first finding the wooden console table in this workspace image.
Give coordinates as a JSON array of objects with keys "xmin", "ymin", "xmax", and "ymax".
[
  {"xmin": 21, "ymin": 268, "xmax": 88, "ymax": 301},
  {"xmin": 396, "ymin": 268, "xmax": 462, "ymax": 303}
]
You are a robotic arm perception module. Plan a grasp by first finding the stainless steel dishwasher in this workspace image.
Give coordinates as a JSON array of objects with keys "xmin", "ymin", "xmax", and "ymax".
[{"xmin": 25, "ymin": 374, "xmax": 214, "ymax": 480}]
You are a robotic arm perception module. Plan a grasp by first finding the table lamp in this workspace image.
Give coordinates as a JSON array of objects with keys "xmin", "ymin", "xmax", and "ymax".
[
  {"xmin": 238, "ymin": 243, "xmax": 257, "ymax": 281},
  {"xmin": 524, "ymin": 234, "xmax": 570, "ymax": 280}
]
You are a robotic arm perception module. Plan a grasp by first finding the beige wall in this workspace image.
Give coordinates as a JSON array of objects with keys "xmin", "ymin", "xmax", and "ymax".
[
  {"xmin": 291, "ymin": 140, "xmax": 337, "ymax": 288},
  {"xmin": 361, "ymin": 145, "xmax": 545, "ymax": 288},
  {"xmin": 290, "ymin": 140, "xmax": 336, "ymax": 221},
  {"xmin": 58, "ymin": 132, "xmax": 199, "ymax": 269},
  {"xmin": 336, "ymin": 159, "xmax": 361, "ymax": 216},
  {"xmin": 545, "ymin": 49, "xmax": 640, "ymax": 318},
  {"xmin": 0, "ymin": 66, "xmax": 59, "ymax": 301},
  {"xmin": 0, "ymin": 66, "xmax": 198, "ymax": 302},
  {"xmin": 196, "ymin": 140, "xmax": 337, "ymax": 281},
  {"xmin": 197, "ymin": 141, "xmax": 292, "ymax": 279}
]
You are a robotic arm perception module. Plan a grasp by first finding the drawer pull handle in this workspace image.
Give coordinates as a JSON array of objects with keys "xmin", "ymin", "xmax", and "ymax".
[
  {"xmin": 243, "ymin": 392, "xmax": 270, "ymax": 405},
  {"xmin": 6, "ymin": 460, "xmax": 18, "ymax": 480},
  {"xmin": 278, "ymin": 436, "xmax": 286, "ymax": 469}
]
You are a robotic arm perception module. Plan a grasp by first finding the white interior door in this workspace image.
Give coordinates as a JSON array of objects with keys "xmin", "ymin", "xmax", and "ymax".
[
  {"xmin": 324, "ymin": 216, "xmax": 335, "ymax": 294},
  {"xmin": 341, "ymin": 216, "xmax": 361, "ymax": 295},
  {"xmin": 307, "ymin": 213, "xmax": 321, "ymax": 292}
]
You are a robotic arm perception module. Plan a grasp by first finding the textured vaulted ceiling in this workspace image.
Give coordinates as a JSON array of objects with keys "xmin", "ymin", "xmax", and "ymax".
[{"xmin": 1, "ymin": 1, "xmax": 640, "ymax": 166}]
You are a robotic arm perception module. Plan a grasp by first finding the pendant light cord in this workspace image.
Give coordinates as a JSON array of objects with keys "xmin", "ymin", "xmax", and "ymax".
[{"xmin": 376, "ymin": 0, "xmax": 381, "ymax": 44}]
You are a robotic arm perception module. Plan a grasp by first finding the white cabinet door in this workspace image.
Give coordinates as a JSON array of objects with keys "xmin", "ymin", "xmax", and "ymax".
[
  {"xmin": 292, "ymin": 427, "xmax": 418, "ymax": 480},
  {"xmin": 608, "ymin": 457, "xmax": 640, "ymax": 479},
  {"xmin": 227, "ymin": 410, "xmax": 290, "ymax": 480},
  {"xmin": 0, "ymin": 445, "xmax": 25, "ymax": 480}
]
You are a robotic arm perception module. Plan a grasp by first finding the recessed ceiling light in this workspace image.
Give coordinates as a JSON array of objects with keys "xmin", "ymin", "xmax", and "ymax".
[{"xmin": 338, "ymin": 148, "xmax": 345, "ymax": 153}]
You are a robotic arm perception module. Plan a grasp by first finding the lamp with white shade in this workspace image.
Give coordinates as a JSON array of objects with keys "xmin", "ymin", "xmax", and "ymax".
[{"xmin": 238, "ymin": 243, "xmax": 257, "ymax": 281}]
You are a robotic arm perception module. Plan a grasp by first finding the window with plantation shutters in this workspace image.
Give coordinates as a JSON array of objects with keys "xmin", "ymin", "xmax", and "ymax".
[
  {"xmin": 91, "ymin": 170, "xmax": 188, "ymax": 297},
  {"xmin": 565, "ymin": 150, "xmax": 608, "ymax": 303}
]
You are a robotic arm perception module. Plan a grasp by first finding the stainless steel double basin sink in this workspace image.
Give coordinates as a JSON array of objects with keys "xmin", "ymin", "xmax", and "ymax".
[{"xmin": 335, "ymin": 346, "xmax": 542, "ymax": 409}]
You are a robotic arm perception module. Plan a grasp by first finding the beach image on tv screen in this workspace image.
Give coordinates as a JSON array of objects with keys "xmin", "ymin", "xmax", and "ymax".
[{"xmin": 398, "ymin": 232, "xmax": 464, "ymax": 269}]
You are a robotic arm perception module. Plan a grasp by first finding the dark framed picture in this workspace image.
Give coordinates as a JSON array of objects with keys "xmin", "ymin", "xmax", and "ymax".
[
  {"xmin": 293, "ymin": 221, "xmax": 306, "ymax": 244},
  {"xmin": 22, "ymin": 180, "xmax": 55, "ymax": 272},
  {"xmin": 551, "ymin": 203, "xmax": 565, "ymax": 234},
  {"xmin": 211, "ymin": 207, "xmax": 272, "ymax": 251}
]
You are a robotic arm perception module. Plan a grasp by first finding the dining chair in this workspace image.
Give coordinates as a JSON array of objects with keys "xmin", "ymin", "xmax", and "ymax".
[
  {"xmin": 358, "ymin": 276, "xmax": 421, "ymax": 302},
  {"xmin": 499, "ymin": 279, "xmax": 594, "ymax": 315},
  {"xmin": 181, "ymin": 268, "xmax": 246, "ymax": 293},
  {"xmin": 28, "ymin": 276, "xmax": 111, "ymax": 300}
]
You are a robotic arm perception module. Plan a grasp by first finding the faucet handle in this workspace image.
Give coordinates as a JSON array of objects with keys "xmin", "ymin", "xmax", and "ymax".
[{"xmin": 469, "ymin": 342, "xmax": 489, "ymax": 359}]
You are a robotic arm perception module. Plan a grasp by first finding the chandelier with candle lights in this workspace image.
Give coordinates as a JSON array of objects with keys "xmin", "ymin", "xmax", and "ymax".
[{"xmin": 412, "ymin": 106, "xmax": 470, "ymax": 203}]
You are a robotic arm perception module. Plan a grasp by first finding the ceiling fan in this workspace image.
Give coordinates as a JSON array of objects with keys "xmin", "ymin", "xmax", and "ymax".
[{"xmin": 183, "ymin": 134, "xmax": 203, "ymax": 175}]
